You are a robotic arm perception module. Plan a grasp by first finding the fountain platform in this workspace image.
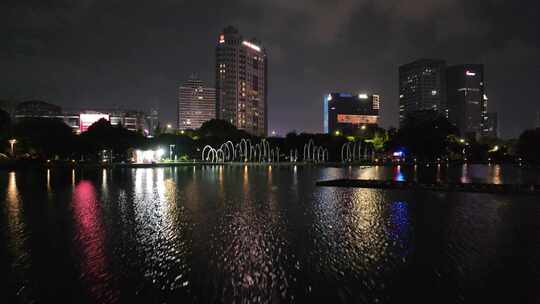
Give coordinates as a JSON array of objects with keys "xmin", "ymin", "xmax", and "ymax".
[{"xmin": 316, "ymin": 179, "xmax": 540, "ymax": 195}]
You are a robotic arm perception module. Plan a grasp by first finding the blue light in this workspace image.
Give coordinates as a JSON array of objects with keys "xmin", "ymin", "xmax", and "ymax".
[
  {"xmin": 338, "ymin": 93, "xmax": 353, "ymax": 98},
  {"xmin": 393, "ymin": 148, "xmax": 406, "ymax": 158},
  {"xmin": 393, "ymin": 151, "xmax": 404, "ymax": 157}
]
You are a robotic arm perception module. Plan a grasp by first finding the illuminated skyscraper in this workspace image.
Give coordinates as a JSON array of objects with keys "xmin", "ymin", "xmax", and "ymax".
[
  {"xmin": 399, "ymin": 59, "xmax": 447, "ymax": 125},
  {"xmin": 177, "ymin": 75, "xmax": 215, "ymax": 130},
  {"xmin": 323, "ymin": 92, "xmax": 380, "ymax": 135},
  {"xmin": 446, "ymin": 64, "xmax": 486, "ymax": 139},
  {"xmin": 216, "ymin": 26, "xmax": 268, "ymax": 136}
]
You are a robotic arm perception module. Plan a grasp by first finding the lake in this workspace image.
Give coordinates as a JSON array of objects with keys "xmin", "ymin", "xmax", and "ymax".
[{"xmin": 1, "ymin": 164, "xmax": 539, "ymax": 303}]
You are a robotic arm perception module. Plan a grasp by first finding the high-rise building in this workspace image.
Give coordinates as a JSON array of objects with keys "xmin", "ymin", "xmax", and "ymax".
[
  {"xmin": 216, "ymin": 26, "xmax": 268, "ymax": 136},
  {"xmin": 446, "ymin": 64, "xmax": 486, "ymax": 139},
  {"xmin": 536, "ymin": 112, "xmax": 540, "ymax": 129},
  {"xmin": 399, "ymin": 59, "xmax": 447, "ymax": 125},
  {"xmin": 177, "ymin": 75, "xmax": 215, "ymax": 130},
  {"xmin": 482, "ymin": 112, "xmax": 498, "ymax": 138},
  {"xmin": 323, "ymin": 92, "xmax": 380, "ymax": 135}
]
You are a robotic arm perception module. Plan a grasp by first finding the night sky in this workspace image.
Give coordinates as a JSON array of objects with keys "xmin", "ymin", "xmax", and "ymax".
[{"xmin": 2, "ymin": 0, "xmax": 539, "ymax": 138}]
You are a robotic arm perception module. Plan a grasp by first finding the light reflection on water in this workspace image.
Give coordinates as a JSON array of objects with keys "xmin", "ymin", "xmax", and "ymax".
[
  {"xmin": 5, "ymin": 172, "xmax": 28, "ymax": 272},
  {"xmin": 72, "ymin": 180, "xmax": 116, "ymax": 303},
  {"xmin": 1, "ymin": 165, "xmax": 540, "ymax": 303}
]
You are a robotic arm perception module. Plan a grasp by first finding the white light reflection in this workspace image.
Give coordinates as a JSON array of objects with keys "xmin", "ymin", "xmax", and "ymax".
[
  {"xmin": 46, "ymin": 169, "xmax": 51, "ymax": 192},
  {"xmin": 131, "ymin": 168, "xmax": 189, "ymax": 291},
  {"xmin": 6, "ymin": 172, "xmax": 26, "ymax": 259},
  {"xmin": 461, "ymin": 164, "xmax": 471, "ymax": 183},
  {"xmin": 491, "ymin": 165, "xmax": 502, "ymax": 185},
  {"xmin": 102, "ymin": 169, "xmax": 108, "ymax": 192}
]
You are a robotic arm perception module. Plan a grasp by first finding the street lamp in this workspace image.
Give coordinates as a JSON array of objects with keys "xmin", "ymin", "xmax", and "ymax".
[
  {"xmin": 335, "ymin": 130, "xmax": 341, "ymax": 136},
  {"xmin": 8, "ymin": 139, "xmax": 17, "ymax": 157},
  {"xmin": 361, "ymin": 125, "xmax": 367, "ymax": 130}
]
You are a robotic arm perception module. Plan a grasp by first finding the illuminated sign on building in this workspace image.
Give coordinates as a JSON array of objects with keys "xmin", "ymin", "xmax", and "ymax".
[
  {"xmin": 358, "ymin": 94, "xmax": 368, "ymax": 99},
  {"xmin": 466, "ymin": 70, "xmax": 476, "ymax": 76},
  {"xmin": 242, "ymin": 41, "xmax": 261, "ymax": 52},
  {"xmin": 337, "ymin": 114, "xmax": 378, "ymax": 124},
  {"xmin": 79, "ymin": 113, "xmax": 110, "ymax": 132}
]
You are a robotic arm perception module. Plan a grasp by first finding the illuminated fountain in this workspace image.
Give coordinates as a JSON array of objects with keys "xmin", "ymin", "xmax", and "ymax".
[
  {"xmin": 201, "ymin": 138, "xmax": 282, "ymax": 163},
  {"xmin": 302, "ymin": 139, "xmax": 328, "ymax": 163},
  {"xmin": 341, "ymin": 141, "xmax": 373, "ymax": 163}
]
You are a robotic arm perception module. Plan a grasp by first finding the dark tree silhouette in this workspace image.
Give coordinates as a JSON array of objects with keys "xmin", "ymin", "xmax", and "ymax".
[
  {"xmin": 390, "ymin": 110, "xmax": 459, "ymax": 161},
  {"xmin": 517, "ymin": 128, "xmax": 540, "ymax": 164},
  {"xmin": 80, "ymin": 118, "xmax": 145, "ymax": 161},
  {"xmin": 197, "ymin": 119, "xmax": 250, "ymax": 139},
  {"xmin": 13, "ymin": 117, "xmax": 75, "ymax": 159}
]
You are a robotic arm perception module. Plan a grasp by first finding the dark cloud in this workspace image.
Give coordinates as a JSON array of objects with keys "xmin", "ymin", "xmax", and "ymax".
[{"xmin": 1, "ymin": 0, "xmax": 539, "ymax": 137}]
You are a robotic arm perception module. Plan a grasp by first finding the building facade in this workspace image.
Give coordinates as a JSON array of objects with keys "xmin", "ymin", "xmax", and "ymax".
[
  {"xmin": 177, "ymin": 75, "xmax": 215, "ymax": 130},
  {"xmin": 323, "ymin": 93, "xmax": 380, "ymax": 135},
  {"xmin": 481, "ymin": 112, "xmax": 498, "ymax": 138},
  {"xmin": 14, "ymin": 100, "xmax": 157, "ymax": 136},
  {"xmin": 446, "ymin": 64, "xmax": 486, "ymax": 139},
  {"xmin": 216, "ymin": 26, "xmax": 268, "ymax": 136},
  {"xmin": 536, "ymin": 112, "xmax": 540, "ymax": 129},
  {"xmin": 399, "ymin": 59, "xmax": 447, "ymax": 125}
]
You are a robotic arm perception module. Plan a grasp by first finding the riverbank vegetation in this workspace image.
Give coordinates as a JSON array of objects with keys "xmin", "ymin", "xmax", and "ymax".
[{"xmin": 0, "ymin": 108, "xmax": 536, "ymax": 165}]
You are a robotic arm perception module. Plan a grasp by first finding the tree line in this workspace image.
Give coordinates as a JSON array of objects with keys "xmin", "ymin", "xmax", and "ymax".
[{"xmin": 1, "ymin": 108, "xmax": 539, "ymax": 164}]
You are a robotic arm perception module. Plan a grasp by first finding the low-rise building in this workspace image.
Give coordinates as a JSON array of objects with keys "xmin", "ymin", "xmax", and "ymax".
[{"xmin": 323, "ymin": 92, "xmax": 380, "ymax": 135}]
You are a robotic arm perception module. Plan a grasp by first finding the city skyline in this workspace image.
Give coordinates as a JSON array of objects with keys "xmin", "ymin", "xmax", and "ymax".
[{"xmin": 2, "ymin": 0, "xmax": 540, "ymax": 138}]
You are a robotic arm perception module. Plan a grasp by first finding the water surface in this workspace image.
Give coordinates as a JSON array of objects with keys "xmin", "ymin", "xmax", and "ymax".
[{"xmin": 1, "ymin": 165, "xmax": 539, "ymax": 303}]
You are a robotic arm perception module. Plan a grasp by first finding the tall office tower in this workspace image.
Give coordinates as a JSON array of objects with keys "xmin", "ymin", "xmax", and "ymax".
[
  {"xmin": 446, "ymin": 64, "xmax": 486, "ymax": 139},
  {"xmin": 536, "ymin": 112, "xmax": 540, "ymax": 129},
  {"xmin": 482, "ymin": 112, "xmax": 498, "ymax": 138},
  {"xmin": 323, "ymin": 92, "xmax": 380, "ymax": 135},
  {"xmin": 177, "ymin": 75, "xmax": 216, "ymax": 130},
  {"xmin": 399, "ymin": 59, "xmax": 447, "ymax": 125},
  {"xmin": 216, "ymin": 26, "xmax": 268, "ymax": 136}
]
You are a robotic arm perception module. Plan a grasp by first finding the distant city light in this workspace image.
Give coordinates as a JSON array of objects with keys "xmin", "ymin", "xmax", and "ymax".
[
  {"xmin": 361, "ymin": 125, "xmax": 367, "ymax": 130},
  {"xmin": 134, "ymin": 149, "xmax": 167, "ymax": 164},
  {"xmin": 358, "ymin": 93, "xmax": 368, "ymax": 99},
  {"xmin": 466, "ymin": 70, "xmax": 476, "ymax": 76},
  {"xmin": 242, "ymin": 41, "xmax": 261, "ymax": 52},
  {"xmin": 166, "ymin": 124, "xmax": 172, "ymax": 129},
  {"xmin": 271, "ymin": 130, "xmax": 276, "ymax": 136},
  {"xmin": 219, "ymin": 34, "xmax": 225, "ymax": 43},
  {"xmin": 393, "ymin": 151, "xmax": 404, "ymax": 157},
  {"xmin": 431, "ymin": 90, "xmax": 437, "ymax": 96},
  {"xmin": 327, "ymin": 94, "xmax": 332, "ymax": 101},
  {"xmin": 8, "ymin": 139, "xmax": 16, "ymax": 156},
  {"xmin": 156, "ymin": 149, "xmax": 165, "ymax": 159},
  {"xmin": 483, "ymin": 94, "xmax": 488, "ymax": 101}
]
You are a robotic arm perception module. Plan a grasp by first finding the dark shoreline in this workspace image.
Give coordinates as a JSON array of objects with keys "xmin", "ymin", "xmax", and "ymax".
[{"xmin": 0, "ymin": 160, "xmax": 536, "ymax": 171}]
